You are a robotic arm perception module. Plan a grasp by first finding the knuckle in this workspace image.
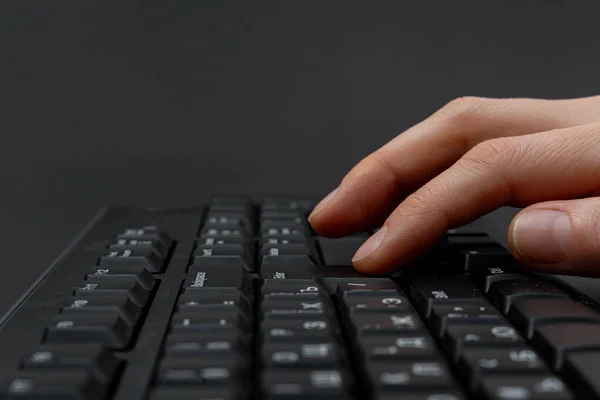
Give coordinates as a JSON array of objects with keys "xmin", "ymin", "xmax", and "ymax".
[
  {"xmin": 460, "ymin": 137, "xmax": 522, "ymax": 172},
  {"xmin": 438, "ymin": 96, "xmax": 489, "ymax": 121}
]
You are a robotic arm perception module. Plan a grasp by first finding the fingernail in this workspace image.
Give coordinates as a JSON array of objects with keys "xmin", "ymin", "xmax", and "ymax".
[
  {"xmin": 309, "ymin": 188, "xmax": 339, "ymax": 219},
  {"xmin": 512, "ymin": 209, "xmax": 571, "ymax": 264},
  {"xmin": 353, "ymin": 225, "xmax": 388, "ymax": 262}
]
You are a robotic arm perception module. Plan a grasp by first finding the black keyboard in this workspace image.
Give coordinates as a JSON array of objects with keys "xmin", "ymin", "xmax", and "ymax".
[{"xmin": 1, "ymin": 197, "xmax": 600, "ymax": 400}]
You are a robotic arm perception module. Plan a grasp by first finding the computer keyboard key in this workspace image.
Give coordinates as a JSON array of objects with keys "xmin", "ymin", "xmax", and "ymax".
[
  {"xmin": 261, "ymin": 226, "xmax": 306, "ymax": 236},
  {"xmin": 262, "ymin": 369, "xmax": 348, "ymax": 398},
  {"xmin": 165, "ymin": 332, "xmax": 243, "ymax": 357},
  {"xmin": 109, "ymin": 241, "xmax": 167, "ymax": 258},
  {"xmin": 184, "ymin": 261, "xmax": 251, "ymax": 291},
  {"xmin": 376, "ymin": 392, "xmax": 465, "ymax": 400},
  {"xmin": 200, "ymin": 227, "xmax": 246, "ymax": 239},
  {"xmin": 263, "ymin": 342, "xmax": 340, "ymax": 367},
  {"xmin": 197, "ymin": 235, "xmax": 249, "ymax": 247},
  {"xmin": 410, "ymin": 275, "xmax": 483, "ymax": 316},
  {"xmin": 262, "ymin": 233, "xmax": 308, "ymax": 244},
  {"xmin": 342, "ymin": 291, "xmax": 409, "ymax": 310},
  {"xmin": 44, "ymin": 313, "xmax": 132, "ymax": 349},
  {"xmin": 479, "ymin": 375, "xmax": 573, "ymax": 400},
  {"xmin": 261, "ymin": 210, "xmax": 304, "ymax": 220},
  {"xmin": 358, "ymin": 334, "xmax": 437, "ymax": 359},
  {"xmin": 157, "ymin": 358, "xmax": 240, "ymax": 385},
  {"xmin": 75, "ymin": 277, "xmax": 150, "ymax": 307},
  {"xmin": 429, "ymin": 302, "xmax": 503, "ymax": 336},
  {"xmin": 84, "ymin": 265, "xmax": 156, "ymax": 291},
  {"xmin": 318, "ymin": 237, "xmax": 367, "ymax": 266},
  {"xmin": 193, "ymin": 245, "xmax": 253, "ymax": 270},
  {"xmin": 261, "ymin": 263, "xmax": 316, "ymax": 280},
  {"xmin": 349, "ymin": 310, "xmax": 423, "ymax": 333},
  {"xmin": 20, "ymin": 344, "xmax": 120, "ymax": 384},
  {"xmin": 469, "ymin": 264, "xmax": 525, "ymax": 292},
  {"xmin": 563, "ymin": 352, "xmax": 600, "ymax": 400},
  {"xmin": 461, "ymin": 249, "xmax": 516, "ymax": 272},
  {"xmin": 443, "ymin": 324, "xmax": 523, "ymax": 360},
  {"xmin": 488, "ymin": 279, "xmax": 568, "ymax": 313},
  {"xmin": 148, "ymin": 386, "xmax": 236, "ymax": 400},
  {"xmin": 2, "ymin": 369, "xmax": 105, "ymax": 400},
  {"xmin": 261, "ymin": 243, "xmax": 312, "ymax": 256},
  {"xmin": 446, "ymin": 223, "xmax": 486, "ymax": 236},
  {"xmin": 322, "ymin": 278, "xmax": 398, "ymax": 294},
  {"xmin": 205, "ymin": 214, "xmax": 251, "ymax": 229},
  {"xmin": 262, "ymin": 280, "xmax": 322, "ymax": 295},
  {"xmin": 533, "ymin": 322, "xmax": 600, "ymax": 370},
  {"xmin": 262, "ymin": 294, "xmax": 327, "ymax": 315},
  {"xmin": 60, "ymin": 294, "xmax": 142, "ymax": 325},
  {"xmin": 171, "ymin": 311, "xmax": 248, "ymax": 332},
  {"xmin": 177, "ymin": 290, "xmax": 250, "ymax": 314},
  {"xmin": 460, "ymin": 347, "xmax": 546, "ymax": 387},
  {"xmin": 262, "ymin": 198, "xmax": 313, "ymax": 211},
  {"xmin": 99, "ymin": 247, "xmax": 165, "ymax": 273},
  {"xmin": 508, "ymin": 297, "xmax": 600, "ymax": 338},
  {"xmin": 367, "ymin": 360, "xmax": 454, "ymax": 391},
  {"xmin": 261, "ymin": 255, "xmax": 316, "ymax": 269},
  {"xmin": 117, "ymin": 227, "xmax": 173, "ymax": 249}
]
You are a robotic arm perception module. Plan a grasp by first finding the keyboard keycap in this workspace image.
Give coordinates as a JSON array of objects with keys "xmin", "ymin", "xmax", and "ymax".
[
  {"xmin": 322, "ymin": 278, "xmax": 398, "ymax": 294},
  {"xmin": 116, "ymin": 227, "xmax": 172, "ymax": 249},
  {"xmin": 193, "ymin": 245, "xmax": 253, "ymax": 271},
  {"xmin": 183, "ymin": 261, "xmax": 251, "ymax": 292},
  {"xmin": 480, "ymin": 375, "xmax": 573, "ymax": 400},
  {"xmin": 508, "ymin": 297, "xmax": 600, "ymax": 338},
  {"xmin": 44, "ymin": 313, "xmax": 133, "ymax": 349},
  {"xmin": 349, "ymin": 309, "xmax": 423, "ymax": 333},
  {"xmin": 149, "ymin": 386, "xmax": 236, "ymax": 400},
  {"xmin": 261, "ymin": 263, "xmax": 315, "ymax": 280},
  {"xmin": 262, "ymin": 369, "xmax": 348, "ymax": 398},
  {"xmin": 60, "ymin": 294, "xmax": 141, "ymax": 326},
  {"xmin": 443, "ymin": 324, "xmax": 524, "ymax": 360},
  {"xmin": 20, "ymin": 344, "xmax": 120, "ymax": 384},
  {"xmin": 171, "ymin": 311, "xmax": 248, "ymax": 332},
  {"xmin": 84, "ymin": 265, "xmax": 155, "ymax": 291},
  {"xmin": 429, "ymin": 302, "xmax": 503, "ymax": 336},
  {"xmin": 318, "ymin": 237, "xmax": 367, "ymax": 266},
  {"xmin": 263, "ymin": 342, "xmax": 340, "ymax": 367},
  {"xmin": 262, "ymin": 294, "xmax": 327, "ymax": 315},
  {"xmin": 367, "ymin": 360, "xmax": 454, "ymax": 391},
  {"xmin": 470, "ymin": 264, "xmax": 525, "ymax": 293},
  {"xmin": 75, "ymin": 277, "xmax": 150, "ymax": 307},
  {"xmin": 488, "ymin": 279, "xmax": 567, "ymax": 313},
  {"xmin": 460, "ymin": 347, "xmax": 547, "ymax": 389},
  {"xmin": 99, "ymin": 248, "xmax": 165, "ymax": 273},
  {"xmin": 157, "ymin": 358, "xmax": 240, "ymax": 385},
  {"xmin": 563, "ymin": 351, "xmax": 600, "ymax": 400},
  {"xmin": 260, "ymin": 255, "xmax": 316, "ymax": 269},
  {"xmin": 342, "ymin": 290, "xmax": 409, "ymax": 310},
  {"xmin": 262, "ymin": 280, "xmax": 322, "ymax": 295},
  {"xmin": 409, "ymin": 275, "xmax": 483, "ymax": 316},
  {"xmin": 377, "ymin": 392, "xmax": 465, "ymax": 400},
  {"xmin": 534, "ymin": 322, "xmax": 600, "ymax": 370},
  {"xmin": 461, "ymin": 249, "xmax": 515, "ymax": 272},
  {"xmin": 358, "ymin": 334, "xmax": 437, "ymax": 359},
  {"xmin": 3, "ymin": 370, "xmax": 105, "ymax": 400}
]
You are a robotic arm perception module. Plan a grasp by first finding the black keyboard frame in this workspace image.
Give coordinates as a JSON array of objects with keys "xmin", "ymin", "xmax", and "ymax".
[{"xmin": 2, "ymin": 203, "xmax": 600, "ymax": 400}]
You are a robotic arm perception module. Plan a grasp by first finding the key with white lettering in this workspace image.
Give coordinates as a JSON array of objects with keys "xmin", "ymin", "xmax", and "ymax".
[
  {"xmin": 84, "ymin": 265, "xmax": 155, "ymax": 291},
  {"xmin": 429, "ymin": 302, "xmax": 503, "ymax": 336},
  {"xmin": 116, "ymin": 226, "xmax": 173, "ymax": 249},
  {"xmin": 183, "ymin": 261, "xmax": 252, "ymax": 293},
  {"xmin": 3, "ymin": 370, "xmax": 105, "ymax": 400},
  {"xmin": 262, "ymin": 316, "xmax": 334, "ymax": 342},
  {"xmin": 73, "ymin": 278, "xmax": 150, "ymax": 308},
  {"xmin": 262, "ymin": 279, "xmax": 323, "ymax": 295},
  {"xmin": 459, "ymin": 347, "xmax": 548, "ymax": 390},
  {"xmin": 263, "ymin": 342, "xmax": 341, "ymax": 368},
  {"xmin": 193, "ymin": 245, "xmax": 253, "ymax": 271},
  {"xmin": 358, "ymin": 334, "xmax": 437, "ymax": 359},
  {"xmin": 165, "ymin": 331, "xmax": 244, "ymax": 357},
  {"xmin": 322, "ymin": 278, "xmax": 398, "ymax": 294},
  {"xmin": 262, "ymin": 369, "xmax": 349, "ymax": 398},
  {"xmin": 44, "ymin": 313, "xmax": 133, "ymax": 349},
  {"xmin": 157, "ymin": 357, "xmax": 241, "ymax": 385},
  {"xmin": 60, "ymin": 294, "xmax": 142, "ymax": 326},
  {"xmin": 480, "ymin": 375, "xmax": 573, "ymax": 400},
  {"xmin": 342, "ymin": 290, "xmax": 409, "ymax": 310},
  {"xmin": 367, "ymin": 360, "xmax": 455, "ymax": 391},
  {"xmin": 349, "ymin": 309, "xmax": 424, "ymax": 333},
  {"xmin": 442, "ymin": 324, "xmax": 524, "ymax": 361},
  {"xmin": 171, "ymin": 311, "xmax": 249, "ymax": 332},
  {"xmin": 261, "ymin": 264, "xmax": 316, "ymax": 280},
  {"xmin": 409, "ymin": 274, "xmax": 483, "ymax": 317},
  {"xmin": 177, "ymin": 289, "xmax": 250, "ymax": 315},
  {"xmin": 99, "ymin": 247, "xmax": 165, "ymax": 273},
  {"xmin": 262, "ymin": 294, "xmax": 329, "ymax": 315}
]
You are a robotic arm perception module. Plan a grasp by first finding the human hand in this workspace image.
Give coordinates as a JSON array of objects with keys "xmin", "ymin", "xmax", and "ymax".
[{"xmin": 308, "ymin": 95, "xmax": 600, "ymax": 276}]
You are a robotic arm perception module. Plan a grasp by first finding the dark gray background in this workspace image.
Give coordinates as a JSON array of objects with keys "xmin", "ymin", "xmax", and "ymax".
[{"xmin": 1, "ymin": 1, "xmax": 599, "ymax": 313}]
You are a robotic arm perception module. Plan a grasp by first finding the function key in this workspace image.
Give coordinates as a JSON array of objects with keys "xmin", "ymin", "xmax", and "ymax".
[{"xmin": 479, "ymin": 374, "xmax": 573, "ymax": 400}]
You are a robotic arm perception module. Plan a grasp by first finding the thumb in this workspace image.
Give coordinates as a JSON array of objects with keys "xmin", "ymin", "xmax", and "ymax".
[{"xmin": 508, "ymin": 197, "xmax": 600, "ymax": 276}]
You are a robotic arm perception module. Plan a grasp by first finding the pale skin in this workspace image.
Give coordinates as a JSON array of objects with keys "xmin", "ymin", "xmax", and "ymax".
[{"xmin": 308, "ymin": 95, "xmax": 600, "ymax": 277}]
